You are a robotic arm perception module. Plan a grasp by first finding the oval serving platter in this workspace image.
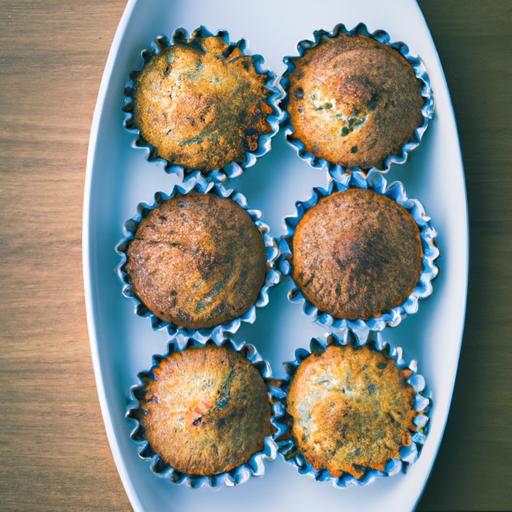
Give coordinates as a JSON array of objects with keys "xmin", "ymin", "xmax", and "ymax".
[{"xmin": 82, "ymin": 0, "xmax": 468, "ymax": 511}]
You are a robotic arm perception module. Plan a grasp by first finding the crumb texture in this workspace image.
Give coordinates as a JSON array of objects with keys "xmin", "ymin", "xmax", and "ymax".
[
  {"xmin": 287, "ymin": 345, "xmax": 416, "ymax": 477},
  {"xmin": 134, "ymin": 35, "xmax": 273, "ymax": 171},
  {"xmin": 126, "ymin": 192, "xmax": 266, "ymax": 328},
  {"xmin": 287, "ymin": 34, "xmax": 424, "ymax": 169},
  {"xmin": 141, "ymin": 345, "xmax": 272, "ymax": 475},
  {"xmin": 292, "ymin": 189, "xmax": 423, "ymax": 320}
]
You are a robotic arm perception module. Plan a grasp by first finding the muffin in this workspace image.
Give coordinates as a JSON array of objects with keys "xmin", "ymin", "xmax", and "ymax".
[
  {"xmin": 286, "ymin": 343, "xmax": 417, "ymax": 478},
  {"xmin": 285, "ymin": 31, "xmax": 425, "ymax": 169},
  {"xmin": 291, "ymin": 188, "xmax": 422, "ymax": 320},
  {"xmin": 132, "ymin": 30, "xmax": 275, "ymax": 172},
  {"xmin": 125, "ymin": 191, "xmax": 267, "ymax": 329},
  {"xmin": 137, "ymin": 344, "xmax": 272, "ymax": 476}
]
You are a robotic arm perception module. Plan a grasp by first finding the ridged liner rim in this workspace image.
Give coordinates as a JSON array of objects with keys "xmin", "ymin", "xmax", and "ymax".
[
  {"xmin": 275, "ymin": 330, "xmax": 431, "ymax": 488},
  {"xmin": 280, "ymin": 22, "xmax": 435, "ymax": 176},
  {"xmin": 126, "ymin": 336, "xmax": 287, "ymax": 488},
  {"xmin": 122, "ymin": 25, "xmax": 283, "ymax": 183},
  {"xmin": 116, "ymin": 173, "xmax": 280, "ymax": 341},
  {"xmin": 278, "ymin": 170, "xmax": 439, "ymax": 337}
]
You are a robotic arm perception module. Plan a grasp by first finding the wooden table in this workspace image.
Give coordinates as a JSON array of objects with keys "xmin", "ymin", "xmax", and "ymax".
[{"xmin": 0, "ymin": 1, "xmax": 510, "ymax": 510}]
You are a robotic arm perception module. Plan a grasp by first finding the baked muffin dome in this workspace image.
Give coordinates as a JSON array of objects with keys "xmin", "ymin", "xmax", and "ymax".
[
  {"xmin": 140, "ymin": 345, "xmax": 272, "ymax": 476},
  {"xmin": 286, "ymin": 33, "xmax": 424, "ymax": 169},
  {"xmin": 125, "ymin": 192, "xmax": 267, "ymax": 329},
  {"xmin": 287, "ymin": 344, "xmax": 416, "ymax": 478},
  {"xmin": 133, "ymin": 33, "xmax": 274, "ymax": 171},
  {"xmin": 291, "ymin": 188, "xmax": 422, "ymax": 320}
]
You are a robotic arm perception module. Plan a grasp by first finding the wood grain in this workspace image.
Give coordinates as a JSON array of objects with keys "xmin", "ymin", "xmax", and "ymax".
[
  {"xmin": 0, "ymin": 1, "xmax": 129, "ymax": 511},
  {"xmin": 417, "ymin": 1, "xmax": 512, "ymax": 510},
  {"xmin": 0, "ymin": 1, "xmax": 510, "ymax": 511}
]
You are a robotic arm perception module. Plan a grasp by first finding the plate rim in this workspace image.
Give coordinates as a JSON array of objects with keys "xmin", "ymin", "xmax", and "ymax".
[
  {"xmin": 409, "ymin": 1, "xmax": 469, "ymax": 506},
  {"xmin": 82, "ymin": 1, "xmax": 469, "ymax": 510},
  {"xmin": 83, "ymin": 1, "xmax": 146, "ymax": 510}
]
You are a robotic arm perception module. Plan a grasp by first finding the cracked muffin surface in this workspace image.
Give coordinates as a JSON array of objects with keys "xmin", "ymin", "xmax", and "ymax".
[
  {"xmin": 291, "ymin": 188, "xmax": 422, "ymax": 320},
  {"xmin": 286, "ymin": 33, "xmax": 424, "ymax": 169},
  {"xmin": 287, "ymin": 344, "xmax": 417, "ymax": 478},
  {"xmin": 125, "ymin": 192, "xmax": 267, "ymax": 328},
  {"xmin": 134, "ymin": 34, "xmax": 274, "ymax": 171},
  {"xmin": 140, "ymin": 345, "xmax": 272, "ymax": 475}
]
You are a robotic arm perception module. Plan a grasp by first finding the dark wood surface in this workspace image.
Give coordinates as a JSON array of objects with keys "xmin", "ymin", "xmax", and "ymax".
[{"xmin": 0, "ymin": 1, "xmax": 510, "ymax": 510}]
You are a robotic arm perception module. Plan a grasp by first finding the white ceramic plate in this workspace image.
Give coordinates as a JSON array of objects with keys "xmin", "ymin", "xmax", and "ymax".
[{"xmin": 83, "ymin": 0, "xmax": 468, "ymax": 510}]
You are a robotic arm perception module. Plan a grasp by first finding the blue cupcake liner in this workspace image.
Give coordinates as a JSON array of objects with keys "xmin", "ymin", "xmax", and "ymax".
[
  {"xmin": 278, "ymin": 170, "xmax": 439, "ymax": 337},
  {"xmin": 122, "ymin": 26, "xmax": 283, "ymax": 183},
  {"xmin": 277, "ymin": 330, "xmax": 431, "ymax": 488},
  {"xmin": 116, "ymin": 173, "xmax": 280, "ymax": 341},
  {"xmin": 280, "ymin": 22, "xmax": 435, "ymax": 176},
  {"xmin": 126, "ymin": 336, "xmax": 287, "ymax": 488}
]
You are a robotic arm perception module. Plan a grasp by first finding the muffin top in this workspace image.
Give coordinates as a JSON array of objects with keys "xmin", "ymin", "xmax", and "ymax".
[
  {"xmin": 286, "ymin": 33, "xmax": 424, "ymax": 169},
  {"xmin": 291, "ymin": 188, "xmax": 422, "ymax": 320},
  {"xmin": 134, "ymin": 34, "xmax": 274, "ymax": 171},
  {"xmin": 287, "ymin": 344, "xmax": 416, "ymax": 477},
  {"xmin": 140, "ymin": 345, "xmax": 272, "ymax": 475},
  {"xmin": 126, "ymin": 192, "xmax": 267, "ymax": 329}
]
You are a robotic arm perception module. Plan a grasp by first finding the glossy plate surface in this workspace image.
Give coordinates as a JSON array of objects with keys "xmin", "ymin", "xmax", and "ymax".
[{"xmin": 83, "ymin": 0, "xmax": 468, "ymax": 510}]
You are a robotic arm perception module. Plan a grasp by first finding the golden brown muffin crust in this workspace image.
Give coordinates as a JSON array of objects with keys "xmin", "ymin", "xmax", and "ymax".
[
  {"xmin": 287, "ymin": 345, "xmax": 416, "ymax": 477},
  {"xmin": 126, "ymin": 192, "xmax": 267, "ymax": 328},
  {"xmin": 287, "ymin": 34, "xmax": 424, "ymax": 169},
  {"xmin": 292, "ymin": 189, "xmax": 422, "ymax": 320},
  {"xmin": 134, "ymin": 35, "xmax": 273, "ymax": 171},
  {"xmin": 140, "ymin": 345, "xmax": 272, "ymax": 475}
]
